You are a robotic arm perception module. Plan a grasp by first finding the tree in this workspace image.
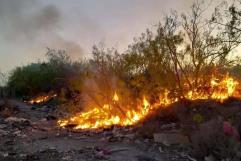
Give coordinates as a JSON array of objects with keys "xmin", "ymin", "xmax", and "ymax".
[
  {"xmin": 211, "ymin": 0, "xmax": 241, "ymax": 43},
  {"xmin": 0, "ymin": 71, "xmax": 7, "ymax": 88},
  {"xmin": 120, "ymin": 1, "xmax": 241, "ymax": 99}
]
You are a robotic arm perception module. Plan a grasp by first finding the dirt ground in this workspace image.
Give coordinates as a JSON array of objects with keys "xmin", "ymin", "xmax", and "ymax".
[{"xmin": 0, "ymin": 99, "xmax": 186, "ymax": 161}]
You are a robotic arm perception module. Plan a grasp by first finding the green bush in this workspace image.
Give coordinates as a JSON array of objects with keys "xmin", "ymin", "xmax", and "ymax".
[{"xmin": 7, "ymin": 49, "xmax": 84, "ymax": 97}]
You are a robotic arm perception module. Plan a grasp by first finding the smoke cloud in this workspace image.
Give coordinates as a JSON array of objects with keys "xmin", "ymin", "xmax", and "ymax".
[
  {"xmin": 0, "ymin": 0, "xmax": 222, "ymax": 72},
  {"xmin": 0, "ymin": 0, "xmax": 83, "ymax": 72}
]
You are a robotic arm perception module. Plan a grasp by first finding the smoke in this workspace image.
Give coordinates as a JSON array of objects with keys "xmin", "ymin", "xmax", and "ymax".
[
  {"xmin": 0, "ymin": 0, "xmax": 221, "ymax": 73},
  {"xmin": 0, "ymin": 0, "xmax": 83, "ymax": 60}
]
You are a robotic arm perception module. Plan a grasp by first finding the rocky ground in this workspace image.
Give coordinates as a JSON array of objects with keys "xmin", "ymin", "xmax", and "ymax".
[{"xmin": 0, "ymin": 99, "xmax": 194, "ymax": 161}]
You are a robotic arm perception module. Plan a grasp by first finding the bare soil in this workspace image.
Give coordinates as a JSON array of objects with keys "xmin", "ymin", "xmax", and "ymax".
[{"xmin": 0, "ymin": 99, "xmax": 173, "ymax": 161}]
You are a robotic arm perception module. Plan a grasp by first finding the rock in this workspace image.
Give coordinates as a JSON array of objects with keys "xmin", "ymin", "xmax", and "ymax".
[
  {"xmin": 109, "ymin": 148, "xmax": 129, "ymax": 154},
  {"xmin": 158, "ymin": 147, "xmax": 164, "ymax": 153},
  {"xmin": 94, "ymin": 150, "xmax": 108, "ymax": 159},
  {"xmin": 26, "ymin": 154, "xmax": 40, "ymax": 160},
  {"xmin": 0, "ymin": 129, "xmax": 8, "ymax": 135},
  {"xmin": 161, "ymin": 123, "xmax": 176, "ymax": 129},
  {"xmin": 5, "ymin": 140, "xmax": 14, "ymax": 145},
  {"xmin": 13, "ymin": 130, "xmax": 26, "ymax": 137},
  {"xmin": 98, "ymin": 149, "xmax": 111, "ymax": 155},
  {"xmin": 0, "ymin": 151, "xmax": 8, "ymax": 157},
  {"xmin": 5, "ymin": 117, "xmax": 31, "ymax": 128},
  {"xmin": 180, "ymin": 154, "xmax": 197, "ymax": 161},
  {"xmin": 13, "ymin": 130, "xmax": 21, "ymax": 135},
  {"xmin": 39, "ymin": 136, "xmax": 48, "ymax": 140},
  {"xmin": 204, "ymin": 155, "xmax": 216, "ymax": 161},
  {"xmin": 19, "ymin": 153, "xmax": 27, "ymax": 159},
  {"xmin": 153, "ymin": 132, "xmax": 189, "ymax": 146},
  {"xmin": 40, "ymin": 118, "xmax": 47, "ymax": 122},
  {"xmin": 31, "ymin": 106, "xmax": 37, "ymax": 110},
  {"xmin": 144, "ymin": 139, "xmax": 150, "ymax": 143},
  {"xmin": 136, "ymin": 155, "xmax": 157, "ymax": 161},
  {"xmin": 39, "ymin": 148, "xmax": 58, "ymax": 156},
  {"xmin": 62, "ymin": 155, "xmax": 71, "ymax": 160},
  {"xmin": 124, "ymin": 133, "xmax": 135, "ymax": 140},
  {"xmin": 46, "ymin": 115, "xmax": 57, "ymax": 121},
  {"xmin": 0, "ymin": 124, "xmax": 7, "ymax": 129},
  {"xmin": 48, "ymin": 146, "xmax": 57, "ymax": 151},
  {"xmin": 237, "ymin": 151, "xmax": 241, "ymax": 158},
  {"xmin": 8, "ymin": 152, "xmax": 17, "ymax": 156},
  {"xmin": 134, "ymin": 139, "xmax": 142, "ymax": 144},
  {"xmin": 5, "ymin": 117, "xmax": 28, "ymax": 123}
]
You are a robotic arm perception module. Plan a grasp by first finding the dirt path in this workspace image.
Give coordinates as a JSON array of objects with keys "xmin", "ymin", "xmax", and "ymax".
[{"xmin": 0, "ymin": 99, "xmax": 167, "ymax": 161}]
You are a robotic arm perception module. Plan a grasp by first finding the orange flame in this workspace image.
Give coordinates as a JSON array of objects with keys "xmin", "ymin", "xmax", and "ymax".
[
  {"xmin": 113, "ymin": 92, "xmax": 119, "ymax": 102},
  {"xmin": 58, "ymin": 93, "xmax": 153, "ymax": 129},
  {"xmin": 58, "ymin": 75, "xmax": 240, "ymax": 130},
  {"xmin": 210, "ymin": 76, "xmax": 238, "ymax": 102},
  {"xmin": 28, "ymin": 93, "xmax": 57, "ymax": 104}
]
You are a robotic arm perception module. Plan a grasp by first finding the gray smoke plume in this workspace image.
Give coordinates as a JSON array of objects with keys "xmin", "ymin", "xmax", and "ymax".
[{"xmin": 0, "ymin": 0, "xmax": 83, "ymax": 59}]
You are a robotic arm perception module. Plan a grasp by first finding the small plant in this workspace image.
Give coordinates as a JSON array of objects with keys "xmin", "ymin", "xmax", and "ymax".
[
  {"xmin": 192, "ymin": 114, "xmax": 204, "ymax": 124},
  {"xmin": 191, "ymin": 119, "xmax": 241, "ymax": 161}
]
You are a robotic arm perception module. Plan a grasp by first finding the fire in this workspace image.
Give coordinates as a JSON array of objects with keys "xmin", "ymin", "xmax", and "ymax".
[
  {"xmin": 159, "ymin": 89, "xmax": 173, "ymax": 106},
  {"xmin": 210, "ymin": 75, "xmax": 238, "ymax": 102},
  {"xmin": 28, "ymin": 93, "xmax": 57, "ymax": 104},
  {"xmin": 58, "ymin": 93, "xmax": 153, "ymax": 129},
  {"xmin": 225, "ymin": 77, "xmax": 238, "ymax": 96},
  {"xmin": 184, "ymin": 75, "xmax": 239, "ymax": 102},
  {"xmin": 143, "ymin": 96, "xmax": 150, "ymax": 109},
  {"xmin": 113, "ymin": 92, "xmax": 119, "ymax": 102},
  {"xmin": 58, "ymin": 75, "xmax": 240, "ymax": 130}
]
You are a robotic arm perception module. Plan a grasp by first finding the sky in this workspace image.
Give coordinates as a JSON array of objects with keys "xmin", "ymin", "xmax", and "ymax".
[{"xmin": 0, "ymin": 0, "xmax": 219, "ymax": 73}]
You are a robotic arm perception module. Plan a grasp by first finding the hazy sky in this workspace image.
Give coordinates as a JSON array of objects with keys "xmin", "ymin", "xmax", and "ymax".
[{"xmin": 0, "ymin": 0, "xmax": 216, "ymax": 72}]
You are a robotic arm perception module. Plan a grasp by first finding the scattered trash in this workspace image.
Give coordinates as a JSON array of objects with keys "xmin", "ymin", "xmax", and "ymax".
[
  {"xmin": 0, "ymin": 98, "xmax": 240, "ymax": 161},
  {"xmin": 223, "ymin": 121, "xmax": 240, "ymax": 140}
]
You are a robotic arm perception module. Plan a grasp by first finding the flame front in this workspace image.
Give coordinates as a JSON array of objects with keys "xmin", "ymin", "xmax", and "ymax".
[
  {"xmin": 113, "ymin": 92, "xmax": 119, "ymax": 102},
  {"xmin": 58, "ymin": 75, "xmax": 240, "ymax": 130},
  {"xmin": 58, "ymin": 95, "xmax": 153, "ymax": 129},
  {"xmin": 28, "ymin": 93, "xmax": 57, "ymax": 104}
]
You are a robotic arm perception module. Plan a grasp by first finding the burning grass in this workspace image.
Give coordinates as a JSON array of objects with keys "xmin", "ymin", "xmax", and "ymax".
[
  {"xmin": 57, "ymin": 75, "xmax": 240, "ymax": 130},
  {"xmin": 27, "ymin": 92, "xmax": 57, "ymax": 105}
]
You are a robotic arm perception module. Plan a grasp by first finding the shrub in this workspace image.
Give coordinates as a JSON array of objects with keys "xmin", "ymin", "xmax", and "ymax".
[
  {"xmin": 7, "ymin": 49, "xmax": 85, "ymax": 97},
  {"xmin": 191, "ymin": 119, "xmax": 241, "ymax": 161}
]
